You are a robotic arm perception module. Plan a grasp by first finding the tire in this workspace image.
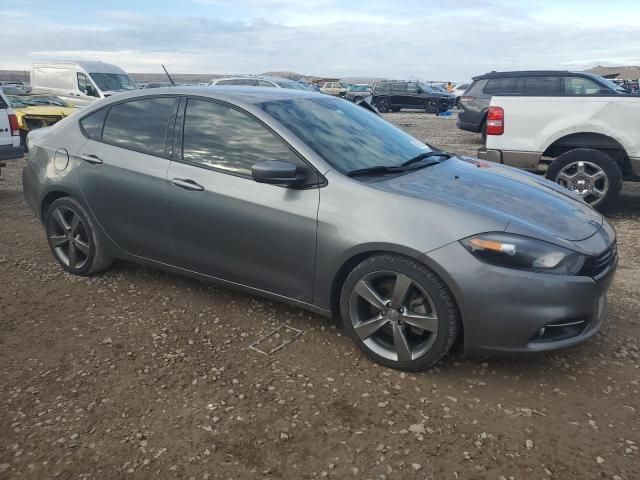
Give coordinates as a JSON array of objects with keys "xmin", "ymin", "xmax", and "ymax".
[
  {"xmin": 20, "ymin": 130, "xmax": 28, "ymax": 151},
  {"xmin": 377, "ymin": 97, "xmax": 391, "ymax": 113},
  {"xmin": 546, "ymin": 148, "xmax": 622, "ymax": 212},
  {"xmin": 390, "ymin": 107, "xmax": 401, "ymax": 112},
  {"xmin": 424, "ymin": 98, "xmax": 439, "ymax": 114},
  {"xmin": 45, "ymin": 197, "xmax": 113, "ymax": 276},
  {"xmin": 481, "ymin": 122, "xmax": 487, "ymax": 143},
  {"xmin": 353, "ymin": 96, "xmax": 363, "ymax": 103},
  {"xmin": 340, "ymin": 254, "xmax": 459, "ymax": 371}
]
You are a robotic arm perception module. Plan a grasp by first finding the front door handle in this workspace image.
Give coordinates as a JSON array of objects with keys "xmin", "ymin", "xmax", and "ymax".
[
  {"xmin": 171, "ymin": 178, "xmax": 204, "ymax": 191},
  {"xmin": 80, "ymin": 154, "xmax": 103, "ymax": 165}
]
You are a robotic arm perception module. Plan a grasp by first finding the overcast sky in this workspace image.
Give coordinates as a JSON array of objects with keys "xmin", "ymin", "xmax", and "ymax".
[{"xmin": 1, "ymin": 0, "xmax": 639, "ymax": 81}]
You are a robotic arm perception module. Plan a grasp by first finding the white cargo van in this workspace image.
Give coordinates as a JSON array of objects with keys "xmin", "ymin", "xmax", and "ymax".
[
  {"xmin": 31, "ymin": 61, "xmax": 137, "ymax": 107},
  {"xmin": 0, "ymin": 88, "xmax": 23, "ymax": 177}
]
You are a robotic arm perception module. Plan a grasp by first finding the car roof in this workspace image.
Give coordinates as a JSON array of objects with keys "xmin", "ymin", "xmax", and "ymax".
[
  {"xmin": 215, "ymin": 75, "xmax": 298, "ymax": 83},
  {"xmin": 92, "ymin": 85, "xmax": 320, "ymax": 106},
  {"xmin": 472, "ymin": 70, "xmax": 596, "ymax": 81}
]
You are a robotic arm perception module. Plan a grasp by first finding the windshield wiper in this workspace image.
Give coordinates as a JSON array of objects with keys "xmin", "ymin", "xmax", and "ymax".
[
  {"xmin": 346, "ymin": 165, "xmax": 404, "ymax": 177},
  {"xmin": 400, "ymin": 151, "xmax": 452, "ymax": 168}
]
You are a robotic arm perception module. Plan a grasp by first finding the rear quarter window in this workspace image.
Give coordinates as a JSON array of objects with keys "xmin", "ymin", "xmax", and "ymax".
[{"xmin": 80, "ymin": 107, "xmax": 108, "ymax": 140}]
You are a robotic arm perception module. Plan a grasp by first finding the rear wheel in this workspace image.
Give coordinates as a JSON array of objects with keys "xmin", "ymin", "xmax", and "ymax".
[
  {"xmin": 481, "ymin": 122, "xmax": 487, "ymax": 143},
  {"xmin": 340, "ymin": 254, "xmax": 459, "ymax": 371},
  {"xmin": 377, "ymin": 97, "xmax": 391, "ymax": 113},
  {"xmin": 546, "ymin": 148, "xmax": 622, "ymax": 211},
  {"xmin": 353, "ymin": 96, "xmax": 363, "ymax": 103},
  {"xmin": 391, "ymin": 107, "xmax": 401, "ymax": 112},
  {"xmin": 45, "ymin": 197, "xmax": 113, "ymax": 276}
]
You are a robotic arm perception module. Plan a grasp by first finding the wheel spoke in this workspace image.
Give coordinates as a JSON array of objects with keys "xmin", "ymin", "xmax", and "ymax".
[
  {"xmin": 576, "ymin": 161, "xmax": 585, "ymax": 174},
  {"xmin": 74, "ymin": 238, "xmax": 90, "ymax": 255},
  {"xmin": 391, "ymin": 273, "xmax": 413, "ymax": 307},
  {"xmin": 591, "ymin": 188, "xmax": 605, "ymax": 198},
  {"xmin": 53, "ymin": 208, "xmax": 70, "ymax": 231},
  {"xmin": 67, "ymin": 242, "xmax": 78, "ymax": 268},
  {"xmin": 354, "ymin": 315, "xmax": 390, "ymax": 340},
  {"xmin": 354, "ymin": 280, "xmax": 387, "ymax": 311},
  {"xmin": 50, "ymin": 235, "xmax": 69, "ymax": 248},
  {"xmin": 557, "ymin": 172, "xmax": 574, "ymax": 183},
  {"xmin": 401, "ymin": 311, "xmax": 439, "ymax": 333},
  {"xmin": 588, "ymin": 170, "xmax": 605, "ymax": 182},
  {"xmin": 392, "ymin": 322, "xmax": 412, "ymax": 362},
  {"xmin": 70, "ymin": 213, "xmax": 81, "ymax": 235}
]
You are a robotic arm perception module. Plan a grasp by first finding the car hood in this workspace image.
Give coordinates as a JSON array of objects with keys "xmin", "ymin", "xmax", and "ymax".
[
  {"xmin": 371, "ymin": 156, "xmax": 603, "ymax": 242},
  {"xmin": 13, "ymin": 106, "xmax": 76, "ymax": 126}
]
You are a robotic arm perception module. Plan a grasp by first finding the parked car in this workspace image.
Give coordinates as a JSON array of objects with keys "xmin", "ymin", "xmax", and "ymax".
[
  {"xmin": 0, "ymin": 89, "xmax": 23, "ymax": 177},
  {"xmin": 458, "ymin": 70, "xmax": 630, "ymax": 141},
  {"xmin": 345, "ymin": 84, "xmax": 372, "ymax": 102},
  {"xmin": 143, "ymin": 82, "xmax": 174, "ymax": 89},
  {"xmin": 211, "ymin": 75, "xmax": 315, "ymax": 91},
  {"xmin": 371, "ymin": 80, "xmax": 455, "ymax": 113},
  {"xmin": 452, "ymin": 83, "xmax": 470, "ymax": 107},
  {"xmin": 0, "ymin": 81, "xmax": 31, "ymax": 94},
  {"xmin": 479, "ymin": 92, "xmax": 640, "ymax": 211},
  {"xmin": 23, "ymin": 87, "xmax": 617, "ymax": 370},
  {"xmin": 320, "ymin": 82, "xmax": 348, "ymax": 97},
  {"xmin": 4, "ymin": 94, "xmax": 76, "ymax": 147},
  {"xmin": 31, "ymin": 61, "xmax": 137, "ymax": 107}
]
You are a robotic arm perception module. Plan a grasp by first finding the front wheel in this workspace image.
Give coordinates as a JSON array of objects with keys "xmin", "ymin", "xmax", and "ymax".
[
  {"xmin": 340, "ymin": 254, "xmax": 459, "ymax": 371},
  {"xmin": 424, "ymin": 98, "xmax": 439, "ymax": 114},
  {"xmin": 546, "ymin": 148, "xmax": 622, "ymax": 211}
]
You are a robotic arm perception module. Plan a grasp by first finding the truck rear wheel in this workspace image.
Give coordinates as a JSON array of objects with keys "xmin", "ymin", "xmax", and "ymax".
[{"xmin": 546, "ymin": 148, "xmax": 622, "ymax": 212}]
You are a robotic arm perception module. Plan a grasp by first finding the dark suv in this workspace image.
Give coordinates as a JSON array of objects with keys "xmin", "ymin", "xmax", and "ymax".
[
  {"xmin": 457, "ymin": 70, "xmax": 628, "ymax": 140},
  {"xmin": 372, "ymin": 80, "xmax": 455, "ymax": 113}
]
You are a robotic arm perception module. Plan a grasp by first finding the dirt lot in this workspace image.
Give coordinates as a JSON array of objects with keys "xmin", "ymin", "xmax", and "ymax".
[{"xmin": 1, "ymin": 113, "xmax": 639, "ymax": 480}]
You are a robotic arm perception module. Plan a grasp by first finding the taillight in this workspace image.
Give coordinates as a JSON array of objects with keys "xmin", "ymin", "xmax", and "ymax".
[
  {"xmin": 486, "ymin": 106, "xmax": 504, "ymax": 135},
  {"xmin": 8, "ymin": 114, "xmax": 20, "ymax": 136}
]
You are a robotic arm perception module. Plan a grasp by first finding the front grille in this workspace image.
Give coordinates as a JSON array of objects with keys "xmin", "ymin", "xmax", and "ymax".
[{"xmin": 580, "ymin": 241, "xmax": 617, "ymax": 278}]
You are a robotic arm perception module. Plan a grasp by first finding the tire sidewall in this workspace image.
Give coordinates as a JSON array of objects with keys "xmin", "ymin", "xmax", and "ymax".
[
  {"xmin": 339, "ymin": 254, "xmax": 458, "ymax": 371},
  {"xmin": 546, "ymin": 148, "xmax": 622, "ymax": 212},
  {"xmin": 45, "ymin": 197, "xmax": 100, "ymax": 276}
]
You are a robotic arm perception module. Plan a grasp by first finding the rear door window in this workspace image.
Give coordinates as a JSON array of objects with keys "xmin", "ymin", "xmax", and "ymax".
[
  {"xmin": 102, "ymin": 97, "xmax": 178, "ymax": 156},
  {"xmin": 258, "ymin": 80, "xmax": 276, "ymax": 87},
  {"xmin": 216, "ymin": 79, "xmax": 235, "ymax": 85},
  {"xmin": 483, "ymin": 77, "xmax": 521, "ymax": 94},
  {"xmin": 390, "ymin": 83, "xmax": 407, "ymax": 93},
  {"xmin": 523, "ymin": 76, "xmax": 562, "ymax": 95}
]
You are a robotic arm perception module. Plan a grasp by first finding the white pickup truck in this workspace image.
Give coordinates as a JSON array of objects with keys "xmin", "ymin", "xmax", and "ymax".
[{"xmin": 478, "ymin": 95, "xmax": 640, "ymax": 211}]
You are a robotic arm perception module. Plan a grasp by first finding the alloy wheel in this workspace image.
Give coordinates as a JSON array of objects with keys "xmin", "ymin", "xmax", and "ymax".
[
  {"xmin": 348, "ymin": 271, "xmax": 439, "ymax": 362},
  {"xmin": 47, "ymin": 206, "xmax": 91, "ymax": 269},
  {"xmin": 554, "ymin": 160, "xmax": 609, "ymax": 206}
]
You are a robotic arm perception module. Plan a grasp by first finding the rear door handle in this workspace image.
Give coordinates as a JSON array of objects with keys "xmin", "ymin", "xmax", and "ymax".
[
  {"xmin": 171, "ymin": 178, "xmax": 204, "ymax": 191},
  {"xmin": 80, "ymin": 154, "xmax": 103, "ymax": 165}
]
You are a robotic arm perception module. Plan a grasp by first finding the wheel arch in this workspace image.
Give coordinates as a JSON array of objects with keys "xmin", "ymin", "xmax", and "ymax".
[
  {"xmin": 40, "ymin": 189, "xmax": 72, "ymax": 221},
  {"xmin": 543, "ymin": 132, "xmax": 631, "ymax": 175}
]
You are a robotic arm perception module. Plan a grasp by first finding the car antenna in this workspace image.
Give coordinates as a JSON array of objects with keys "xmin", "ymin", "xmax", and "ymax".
[{"xmin": 162, "ymin": 64, "xmax": 176, "ymax": 86}]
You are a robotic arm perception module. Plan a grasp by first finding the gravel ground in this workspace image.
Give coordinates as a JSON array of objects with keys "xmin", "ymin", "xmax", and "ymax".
[{"xmin": 1, "ymin": 112, "xmax": 639, "ymax": 480}]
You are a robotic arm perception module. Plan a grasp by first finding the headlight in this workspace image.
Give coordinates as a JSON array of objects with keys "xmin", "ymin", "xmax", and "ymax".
[{"xmin": 460, "ymin": 233, "xmax": 586, "ymax": 275}]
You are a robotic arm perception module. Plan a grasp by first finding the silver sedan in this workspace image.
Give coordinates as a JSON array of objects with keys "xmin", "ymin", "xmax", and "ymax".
[{"xmin": 22, "ymin": 87, "xmax": 617, "ymax": 370}]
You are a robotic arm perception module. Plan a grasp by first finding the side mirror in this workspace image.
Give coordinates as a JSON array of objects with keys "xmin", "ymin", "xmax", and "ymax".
[{"xmin": 252, "ymin": 160, "xmax": 304, "ymax": 186}]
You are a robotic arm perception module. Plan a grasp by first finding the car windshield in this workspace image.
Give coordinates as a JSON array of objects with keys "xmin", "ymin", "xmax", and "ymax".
[
  {"xmin": 89, "ymin": 73, "xmax": 137, "ymax": 92},
  {"xmin": 598, "ymin": 77, "xmax": 628, "ymax": 93},
  {"xmin": 7, "ymin": 94, "xmax": 69, "ymax": 108},
  {"xmin": 276, "ymin": 81, "xmax": 313, "ymax": 91},
  {"xmin": 259, "ymin": 95, "xmax": 433, "ymax": 174}
]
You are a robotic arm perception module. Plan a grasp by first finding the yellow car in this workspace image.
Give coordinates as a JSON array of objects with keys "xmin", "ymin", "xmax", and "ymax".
[{"xmin": 5, "ymin": 94, "xmax": 77, "ymax": 146}]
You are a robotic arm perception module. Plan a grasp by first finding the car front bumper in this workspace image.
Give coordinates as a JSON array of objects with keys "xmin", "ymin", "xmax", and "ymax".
[{"xmin": 420, "ymin": 239, "xmax": 617, "ymax": 355}]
